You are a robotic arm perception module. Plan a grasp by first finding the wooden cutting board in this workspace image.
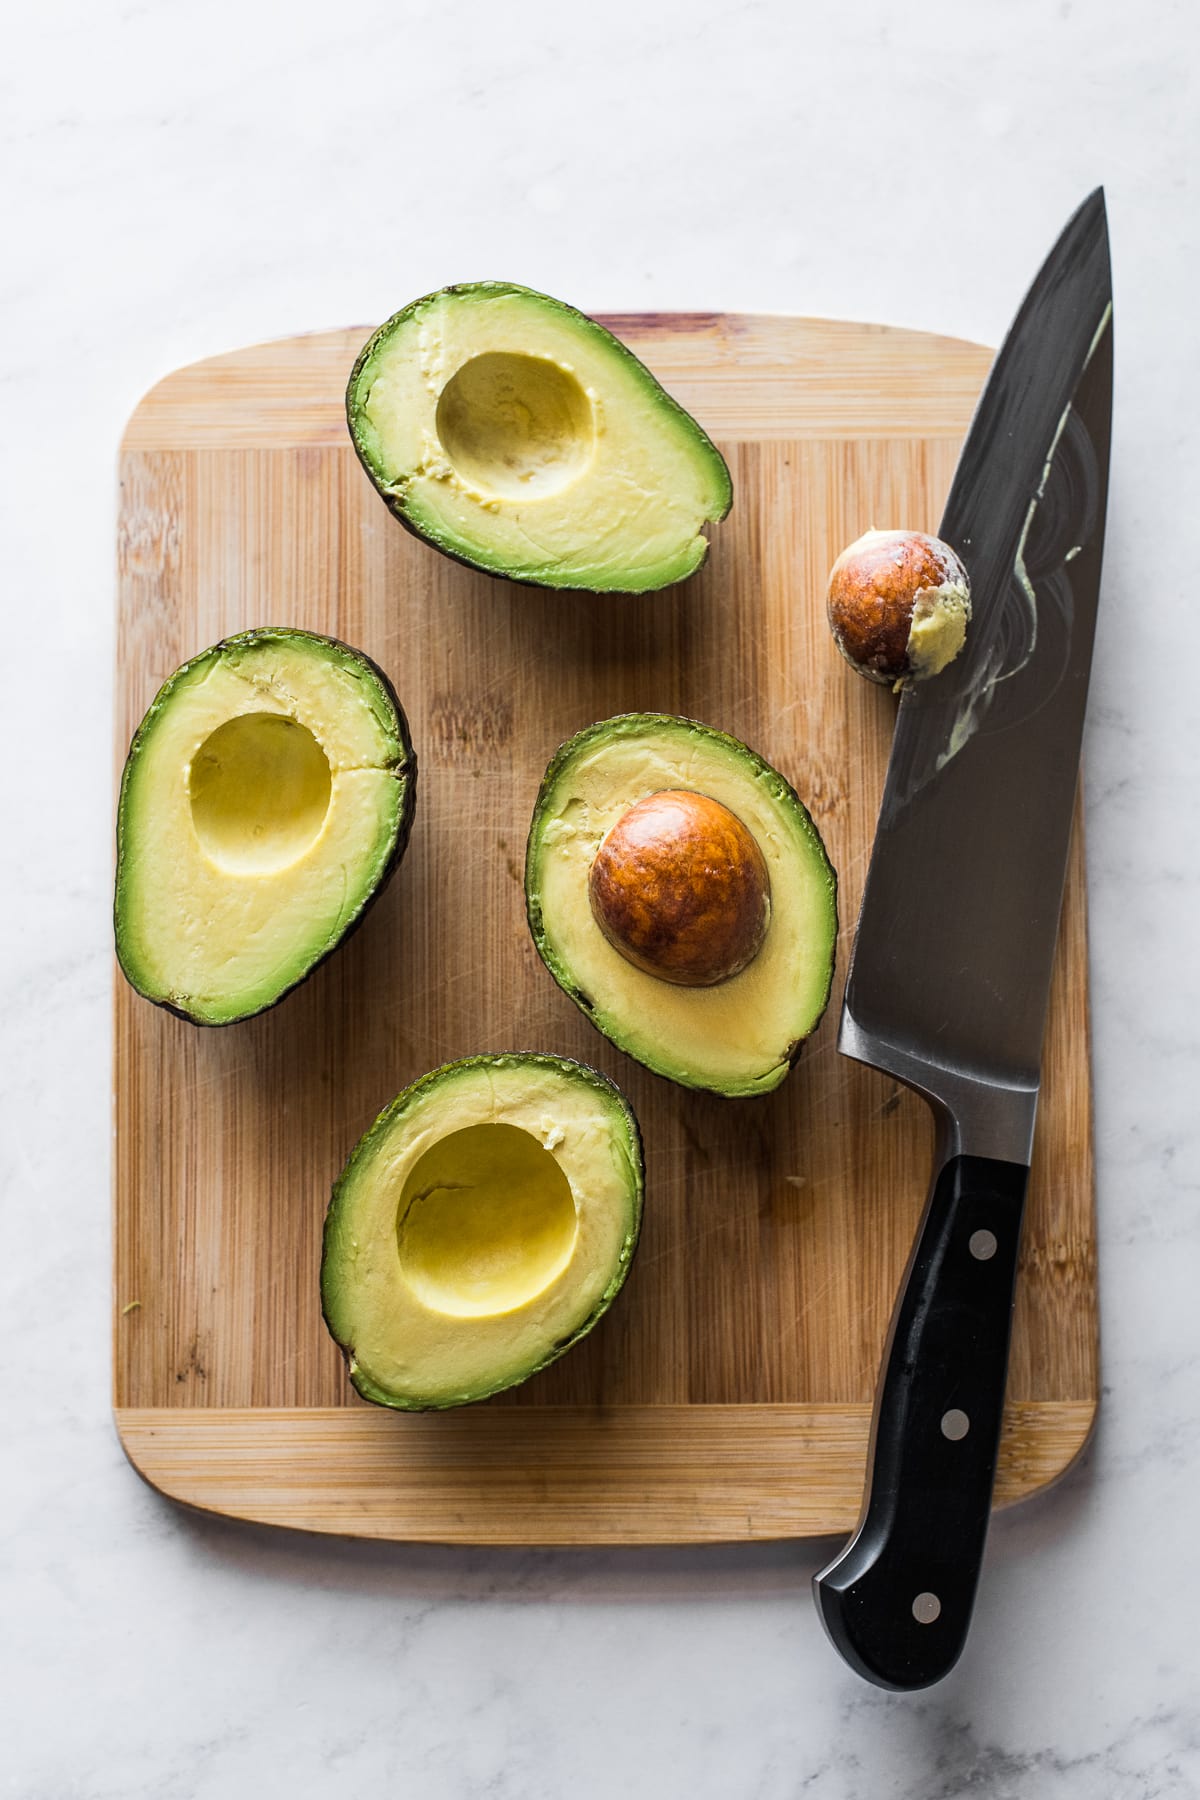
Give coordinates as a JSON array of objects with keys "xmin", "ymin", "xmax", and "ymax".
[{"xmin": 113, "ymin": 314, "xmax": 1098, "ymax": 1544}]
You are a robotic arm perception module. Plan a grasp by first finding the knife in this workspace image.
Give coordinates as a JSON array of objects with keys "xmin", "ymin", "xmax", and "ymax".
[{"xmin": 812, "ymin": 190, "xmax": 1113, "ymax": 1691}]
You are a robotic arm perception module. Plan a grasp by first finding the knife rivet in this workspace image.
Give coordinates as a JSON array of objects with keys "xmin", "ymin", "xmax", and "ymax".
[
  {"xmin": 969, "ymin": 1229, "xmax": 998, "ymax": 1261},
  {"xmin": 912, "ymin": 1592, "xmax": 942, "ymax": 1624},
  {"xmin": 941, "ymin": 1409, "xmax": 970, "ymax": 1440}
]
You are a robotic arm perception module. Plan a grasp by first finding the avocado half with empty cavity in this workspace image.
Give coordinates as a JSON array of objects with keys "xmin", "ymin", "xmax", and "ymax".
[
  {"xmin": 346, "ymin": 282, "xmax": 733, "ymax": 593},
  {"xmin": 115, "ymin": 628, "xmax": 415, "ymax": 1025},
  {"xmin": 525, "ymin": 714, "xmax": 838, "ymax": 1096},
  {"xmin": 321, "ymin": 1054, "xmax": 644, "ymax": 1410}
]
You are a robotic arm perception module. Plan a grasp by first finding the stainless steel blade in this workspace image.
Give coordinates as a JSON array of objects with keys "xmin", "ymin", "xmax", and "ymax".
[{"xmin": 839, "ymin": 190, "xmax": 1113, "ymax": 1162}]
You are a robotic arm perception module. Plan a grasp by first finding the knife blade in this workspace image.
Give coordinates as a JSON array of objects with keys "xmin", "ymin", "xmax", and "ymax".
[{"xmin": 812, "ymin": 190, "xmax": 1113, "ymax": 1691}]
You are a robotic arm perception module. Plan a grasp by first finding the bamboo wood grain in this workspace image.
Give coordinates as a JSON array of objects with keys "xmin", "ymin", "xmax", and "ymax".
[
  {"xmin": 114, "ymin": 1402, "xmax": 1096, "ymax": 1545},
  {"xmin": 113, "ymin": 315, "xmax": 1098, "ymax": 1544}
]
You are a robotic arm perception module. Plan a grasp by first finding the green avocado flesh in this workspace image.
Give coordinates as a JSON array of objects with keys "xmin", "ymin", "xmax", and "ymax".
[
  {"xmin": 346, "ymin": 282, "xmax": 732, "ymax": 593},
  {"xmin": 525, "ymin": 714, "xmax": 838, "ymax": 1096},
  {"xmin": 114, "ymin": 629, "xmax": 415, "ymax": 1026},
  {"xmin": 321, "ymin": 1055, "xmax": 644, "ymax": 1410}
]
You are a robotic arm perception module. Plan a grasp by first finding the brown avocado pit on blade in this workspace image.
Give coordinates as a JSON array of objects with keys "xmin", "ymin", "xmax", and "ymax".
[{"xmin": 826, "ymin": 528, "xmax": 972, "ymax": 688}]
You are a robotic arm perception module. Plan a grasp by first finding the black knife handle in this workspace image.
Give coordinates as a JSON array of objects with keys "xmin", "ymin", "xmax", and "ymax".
[{"xmin": 813, "ymin": 1153, "xmax": 1029, "ymax": 1690}]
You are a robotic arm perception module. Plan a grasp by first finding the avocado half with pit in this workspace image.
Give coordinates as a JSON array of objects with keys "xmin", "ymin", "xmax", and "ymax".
[
  {"xmin": 346, "ymin": 282, "xmax": 732, "ymax": 593},
  {"xmin": 115, "ymin": 628, "xmax": 415, "ymax": 1025},
  {"xmin": 525, "ymin": 714, "xmax": 838, "ymax": 1096},
  {"xmin": 321, "ymin": 1054, "xmax": 644, "ymax": 1410}
]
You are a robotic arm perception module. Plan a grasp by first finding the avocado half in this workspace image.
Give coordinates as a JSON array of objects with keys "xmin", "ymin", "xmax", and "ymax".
[
  {"xmin": 115, "ymin": 628, "xmax": 415, "ymax": 1026},
  {"xmin": 321, "ymin": 1054, "xmax": 644, "ymax": 1410},
  {"xmin": 346, "ymin": 282, "xmax": 732, "ymax": 593},
  {"xmin": 525, "ymin": 714, "xmax": 838, "ymax": 1096}
]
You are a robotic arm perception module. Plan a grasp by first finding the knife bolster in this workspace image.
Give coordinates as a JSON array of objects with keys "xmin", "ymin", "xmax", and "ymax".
[{"xmin": 838, "ymin": 1004, "xmax": 1039, "ymax": 1166}]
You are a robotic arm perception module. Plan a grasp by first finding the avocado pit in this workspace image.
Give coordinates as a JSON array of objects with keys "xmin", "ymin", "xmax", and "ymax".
[
  {"xmin": 588, "ymin": 789, "xmax": 771, "ymax": 987},
  {"xmin": 826, "ymin": 528, "xmax": 971, "ymax": 687}
]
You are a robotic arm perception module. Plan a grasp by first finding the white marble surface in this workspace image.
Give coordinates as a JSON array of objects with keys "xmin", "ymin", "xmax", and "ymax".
[{"xmin": 3, "ymin": 1, "xmax": 1198, "ymax": 1793}]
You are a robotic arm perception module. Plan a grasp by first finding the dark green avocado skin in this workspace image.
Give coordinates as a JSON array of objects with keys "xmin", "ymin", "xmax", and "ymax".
[
  {"xmin": 345, "ymin": 281, "xmax": 733, "ymax": 596},
  {"xmin": 320, "ymin": 1053, "xmax": 645, "ymax": 1412},
  {"xmin": 114, "ymin": 627, "xmax": 417, "ymax": 1028}
]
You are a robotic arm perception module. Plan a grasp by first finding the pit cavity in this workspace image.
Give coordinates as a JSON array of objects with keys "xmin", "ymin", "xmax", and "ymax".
[
  {"xmin": 188, "ymin": 712, "xmax": 332, "ymax": 875},
  {"xmin": 396, "ymin": 1123, "xmax": 578, "ymax": 1318},
  {"xmin": 435, "ymin": 352, "xmax": 595, "ymax": 500}
]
